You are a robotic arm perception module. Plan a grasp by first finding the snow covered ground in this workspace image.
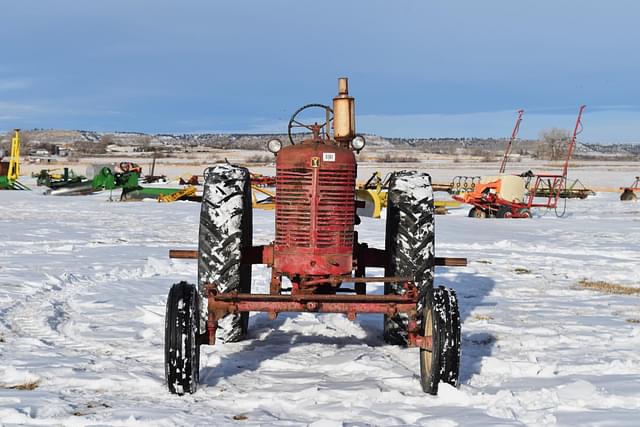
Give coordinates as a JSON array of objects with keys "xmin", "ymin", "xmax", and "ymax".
[{"xmin": 1, "ymin": 185, "xmax": 639, "ymax": 426}]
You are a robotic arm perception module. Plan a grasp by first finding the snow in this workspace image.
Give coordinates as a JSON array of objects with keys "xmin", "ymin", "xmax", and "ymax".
[{"xmin": 1, "ymin": 186, "xmax": 640, "ymax": 426}]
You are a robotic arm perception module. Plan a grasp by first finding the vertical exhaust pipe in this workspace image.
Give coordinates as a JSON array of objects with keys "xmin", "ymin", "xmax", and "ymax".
[{"xmin": 333, "ymin": 77, "xmax": 355, "ymax": 145}]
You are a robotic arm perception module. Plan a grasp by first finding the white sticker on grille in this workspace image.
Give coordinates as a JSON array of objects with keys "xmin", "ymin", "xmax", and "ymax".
[{"xmin": 323, "ymin": 152, "xmax": 336, "ymax": 162}]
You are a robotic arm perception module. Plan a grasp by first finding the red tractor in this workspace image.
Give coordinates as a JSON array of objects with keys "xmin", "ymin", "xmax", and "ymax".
[{"xmin": 165, "ymin": 78, "xmax": 464, "ymax": 396}]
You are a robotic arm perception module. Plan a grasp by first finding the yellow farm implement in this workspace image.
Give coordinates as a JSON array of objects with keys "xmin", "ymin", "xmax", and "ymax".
[{"xmin": 158, "ymin": 186, "xmax": 197, "ymax": 203}]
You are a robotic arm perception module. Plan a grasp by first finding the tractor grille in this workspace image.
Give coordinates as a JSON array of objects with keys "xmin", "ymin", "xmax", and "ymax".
[
  {"xmin": 276, "ymin": 168, "xmax": 313, "ymax": 247},
  {"xmin": 276, "ymin": 167, "xmax": 355, "ymax": 249},
  {"xmin": 317, "ymin": 169, "xmax": 355, "ymax": 248}
]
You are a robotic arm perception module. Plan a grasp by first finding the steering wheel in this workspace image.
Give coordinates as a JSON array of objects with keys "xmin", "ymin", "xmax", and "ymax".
[{"xmin": 287, "ymin": 103, "xmax": 333, "ymax": 145}]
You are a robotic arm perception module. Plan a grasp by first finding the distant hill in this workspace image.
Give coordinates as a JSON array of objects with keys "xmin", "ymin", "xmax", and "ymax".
[{"xmin": 1, "ymin": 129, "xmax": 638, "ymax": 159}]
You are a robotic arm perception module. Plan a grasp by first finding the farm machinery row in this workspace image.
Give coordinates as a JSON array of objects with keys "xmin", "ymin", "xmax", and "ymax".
[
  {"xmin": 35, "ymin": 162, "xmax": 198, "ymax": 202},
  {"xmin": 165, "ymin": 78, "xmax": 466, "ymax": 396}
]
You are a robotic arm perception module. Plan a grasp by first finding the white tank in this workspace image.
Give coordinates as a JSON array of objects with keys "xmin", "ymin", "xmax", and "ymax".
[{"xmin": 480, "ymin": 174, "xmax": 526, "ymax": 203}]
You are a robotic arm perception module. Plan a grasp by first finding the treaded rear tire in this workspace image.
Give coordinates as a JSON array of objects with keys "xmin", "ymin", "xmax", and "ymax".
[
  {"xmin": 165, "ymin": 281, "xmax": 200, "ymax": 395},
  {"xmin": 198, "ymin": 164, "xmax": 252, "ymax": 343},
  {"xmin": 384, "ymin": 171, "xmax": 435, "ymax": 345}
]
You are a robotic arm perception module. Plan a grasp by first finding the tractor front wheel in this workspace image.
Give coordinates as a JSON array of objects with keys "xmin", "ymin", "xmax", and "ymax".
[
  {"xmin": 420, "ymin": 286, "xmax": 461, "ymax": 394},
  {"xmin": 438, "ymin": 286, "xmax": 461, "ymax": 387},
  {"xmin": 165, "ymin": 281, "xmax": 200, "ymax": 395},
  {"xmin": 420, "ymin": 287, "xmax": 443, "ymax": 395}
]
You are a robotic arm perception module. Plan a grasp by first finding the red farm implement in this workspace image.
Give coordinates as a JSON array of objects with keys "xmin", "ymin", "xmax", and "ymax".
[
  {"xmin": 250, "ymin": 173, "xmax": 276, "ymax": 187},
  {"xmin": 453, "ymin": 105, "xmax": 586, "ymax": 218},
  {"xmin": 164, "ymin": 78, "xmax": 466, "ymax": 396},
  {"xmin": 499, "ymin": 109, "xmax": 525, "ymax": 174}
]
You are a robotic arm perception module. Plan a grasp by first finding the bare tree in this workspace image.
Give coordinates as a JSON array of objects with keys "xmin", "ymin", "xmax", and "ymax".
[{"xmin": 538, "ymin": 128, "xmax": 570, "ymax": 160}]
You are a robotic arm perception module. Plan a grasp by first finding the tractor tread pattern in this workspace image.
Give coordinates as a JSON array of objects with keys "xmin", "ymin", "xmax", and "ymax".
[
  {"xmin": 384, "ymin": 171, "xmax": 435, "ymax": 345},
  {"xmin": 435, "ymin": 286, "xmax": 461, "ymax": 387},
  {"xmin": 198, "ymin": 164, "xmax": 252, "ymax": 343}
]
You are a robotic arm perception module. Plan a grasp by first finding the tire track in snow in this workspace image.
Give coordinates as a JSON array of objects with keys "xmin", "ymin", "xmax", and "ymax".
[
  {"xmin": 7, "ymin": 272, "xmax": 118, "ymax": 354},
  {"xmin": 5, "ymin": 256, "xmax": 187, "ymax": 358}
]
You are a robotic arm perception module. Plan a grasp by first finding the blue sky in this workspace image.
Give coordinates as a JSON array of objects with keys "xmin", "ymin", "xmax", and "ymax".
[{"xmin": 0, "ymin": 1, "xmax": 639, "ymax": 142}]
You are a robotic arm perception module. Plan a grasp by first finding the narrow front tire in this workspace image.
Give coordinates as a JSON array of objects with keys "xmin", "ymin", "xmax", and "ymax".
[{"xmin": 165, "ymin": 281, "xmax": 200, "ymax": 395}]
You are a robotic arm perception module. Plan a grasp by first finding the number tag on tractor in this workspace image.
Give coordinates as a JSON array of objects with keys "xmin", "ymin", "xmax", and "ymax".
[{"xmin": 323, "ymin": 152, "xmax": 336, "ymax": 162}]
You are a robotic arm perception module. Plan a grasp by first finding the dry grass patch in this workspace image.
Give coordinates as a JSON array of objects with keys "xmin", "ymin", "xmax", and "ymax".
[
  {"xmin": 473, "ymin": 314, "xmax": 493, "ymax": 321},
  {"xmin": 577, "ymin": 279, "xmax": 640, "ymax": 296},
  {"xmin": 6, "ymin": 380, "xmax": 39, "ymax": 391}
]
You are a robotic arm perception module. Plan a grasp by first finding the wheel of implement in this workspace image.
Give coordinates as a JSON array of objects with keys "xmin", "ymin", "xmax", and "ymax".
[
  {"xmin": 437, "ymin": 286, "xmax": 461, "ymax": 387},
  {"xmin": 419, "ymin": 287, "xmax": 444, "ymax": 395},
  {"xmin": 518, "ymin": 208, "xmax": 532, "ymax": 218},
  {"xmin": 199, "ymin": 164, "xmax": 253, "ymax": 342},
  {"xmin": 620, "ymin": 188, "xmax": 637, "ymax": 201},
  {"xmin": 165, "ymin": 281, "xmax": 200, "ymax": 395},
  {"xmin": 384, "ymin": 171, "xmax": 435, "ymax": 345},
  {"xmin": 496, "ymin": 206, "xmax": 513, "ymax": 219},
  {"xmin": 469, "ymin": 207, "xmax": 487, "ymax": 219}
]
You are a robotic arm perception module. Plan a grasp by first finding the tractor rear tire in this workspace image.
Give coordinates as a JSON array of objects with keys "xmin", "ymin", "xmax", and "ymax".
[
  {"xmin": 384, "ymin": 171, "xmax": 435, "ymax": 345},
  {"xmin": 165, "ymin": 281, "xmax": 200, "ymax": 395},
  {"xmin": 198, "ymin": 164, "xmax": 252, "ymax": 343}
]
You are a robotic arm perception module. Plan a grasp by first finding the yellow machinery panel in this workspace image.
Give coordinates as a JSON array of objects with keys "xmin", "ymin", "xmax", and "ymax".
[{"xmin": 8, "ymin": 129, "xmax": 21, "ymax": 181}]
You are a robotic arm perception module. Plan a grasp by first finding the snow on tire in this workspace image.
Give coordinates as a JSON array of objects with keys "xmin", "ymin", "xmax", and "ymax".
[
  {"xmin": 436, "ymin": 286, "xmax": 461, "ymax": 387},
  {"xmin": 420, "ymin": 286, "xmax": 461, "ymax": 394},
  {"xmin": 198, "ymin": 164, "xmax": 252, "ymax": 343},
  {"xmin": 384, "ymin": 171, "xmax": 435, "ymax": 345},
  {"xmin": 165, "ymin": 281, "xmax": 200, "ymax": 395}
]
